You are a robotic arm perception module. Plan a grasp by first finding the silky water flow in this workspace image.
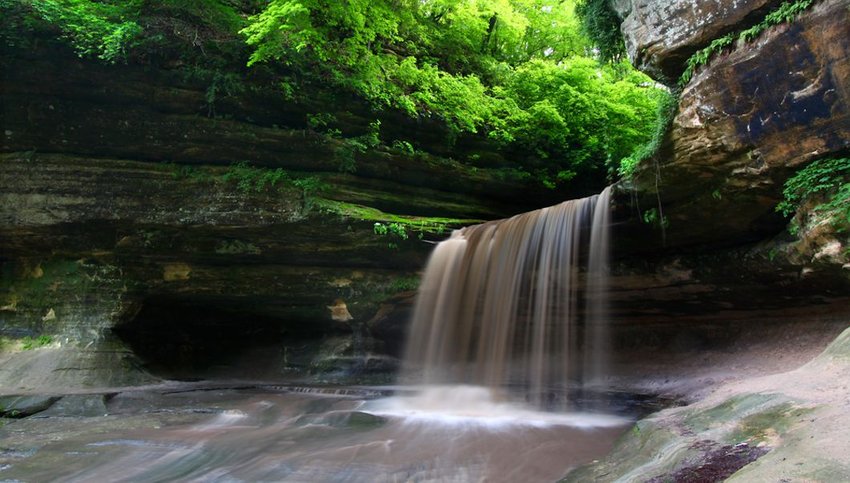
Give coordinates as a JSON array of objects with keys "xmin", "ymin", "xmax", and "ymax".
[{"xmin": 368, "ymin": 186, "xmax": 618, "ymax": 421}]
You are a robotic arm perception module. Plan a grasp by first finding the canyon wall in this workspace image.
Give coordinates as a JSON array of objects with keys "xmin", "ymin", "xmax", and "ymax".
[{"xmin": 0, "ymin": 38, "xmax": 567, "ymax": 387}]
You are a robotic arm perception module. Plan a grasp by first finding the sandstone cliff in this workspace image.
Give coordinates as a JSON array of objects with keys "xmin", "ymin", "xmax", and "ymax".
[{"xmin": 610, "ymin": 0, "xmax": 850, "ymax": 306}]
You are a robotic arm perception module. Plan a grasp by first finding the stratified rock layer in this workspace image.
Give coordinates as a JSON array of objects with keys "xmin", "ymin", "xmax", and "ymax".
[
  {"xmin": 2, "ymin": 37, "xmax": 567, "ymax": 387},
  {"xmin": 0, "ymin": 152, "xmax": 430, "ymax": 387}
]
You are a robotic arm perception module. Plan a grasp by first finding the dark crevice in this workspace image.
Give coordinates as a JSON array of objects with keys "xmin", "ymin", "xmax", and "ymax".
[{"xmin": 112, "ymin": 296, "xmax": 328, "ymax": 381}]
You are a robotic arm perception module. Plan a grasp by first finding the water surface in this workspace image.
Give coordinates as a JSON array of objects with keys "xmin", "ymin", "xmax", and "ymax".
[{"xmin": 0, "ymin": 384, "xmax": 636, "ymax": 482}]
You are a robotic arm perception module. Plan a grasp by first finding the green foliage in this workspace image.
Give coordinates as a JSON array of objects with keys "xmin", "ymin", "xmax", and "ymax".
[
  {"xmin": 388, "ymin": 57, "xmax": 493, "ymax": 134},
  {"xmin": 364, "ymin": 120, "xmax": 382, "ymax": 149},
  {"xmin": 144, "ymin": 0, "xmax": 246, "ymax": 34},
  {"xmin": 291, "ymin": 176, "xmax": 327, "ymax": 197},
  {"xmin": 373, "ymin": 222, "xmax": 389, "ymax": 236},
  {"xmin": 165, "ymin": 161, "xmax": 327, "ymax": 200},
  {"xmin": 205, "ymin": 71, "xmax": 245, "ymax": 117},
  {"xmin": 334, "ymin": 119, "xmax": 382, "ymax": 173},
  {"xmin": 7, "ymin": 0, "xmax": 667, "ymax": 187},
  {"xmin": 680, "ymin": 0, "xmax": 815, "ymax": 86},
  {"xmin": 373, "ymin": 222, "xmax": 411, "ymax": 249},
  {"xmin": 777, "ymin": 158, "xmax": 850, "ymax": 233},
  {"xmin": 387, "ymin": 275, "xmax": 420, "ymax": 292},
  {"xmin": 391, "ymin": 140, "xmax": 416, "ymax": 155},
  {"xmin": 777, "ymin": 158, "xmax": 850, "ymax": 216},
  {"xmin": 618, "ymin": 89, "xmax": 677, "ymax": 178},
  {"xmin": 307, "ymin": 112, "xmax": 337, "ymax": 131},
  {"xmin": 388, "ymin": 223, "xmax": 409, "ymax": 240},
  {"xmin": 241, "ymin": 0, "xmax": 665, "ymax": 185},
  {"xmin": 9, "ymin": 0, "xmax": 142, "ymax": 62},
  {"xmin": 21, "ymin": 335, "xmax": 53, "ymax": 350},
  {"xmin": 642, "ymin": 207, "xmax": 668, "ymax": 228},
  {"xmin": 319, "ymin": 199, "xmax": 468, "ymax": 237},
  {"xmin": 374, "ymin": 222, "xmax": 409, "ymax": 239},
  {"xmin": 575, "ymin": 0, "xmax": 626, "ymax": 63},
  {"xmin": 492, "ymin": 58, "xmax": 665, "ymax": 182},
  {"xmin": 221, "ymin": 161, "xmax": 290, "ymax": 193},
  {"xmin": 2, "ymin": 0, "xmax": 250, "ymax": 68}
]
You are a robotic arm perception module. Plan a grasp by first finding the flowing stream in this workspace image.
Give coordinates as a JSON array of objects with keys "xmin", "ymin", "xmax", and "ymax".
[{"xmin": 0, "ymin": 384, "xmax": 653, "ymax": 482}]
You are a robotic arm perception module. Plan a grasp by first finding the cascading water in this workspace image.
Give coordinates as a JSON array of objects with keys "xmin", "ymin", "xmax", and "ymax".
[{"xmin": 399, "ymin": 187, "xmax": 613, "ymax": 410}]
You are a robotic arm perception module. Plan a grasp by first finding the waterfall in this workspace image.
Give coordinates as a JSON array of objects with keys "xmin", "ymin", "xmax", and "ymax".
[{"xmin": 401, "ymin": 187, "xmax": 612, "ymax": 409}]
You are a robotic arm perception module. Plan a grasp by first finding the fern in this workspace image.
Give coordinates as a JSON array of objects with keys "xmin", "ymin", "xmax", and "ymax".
[
  {"xmin": 777, "ymin": 158, "xmax": 850, "ymax": 232},
  {"xmin": 680, "ymin": 0, "xmax": 816, "ymax": 86}
]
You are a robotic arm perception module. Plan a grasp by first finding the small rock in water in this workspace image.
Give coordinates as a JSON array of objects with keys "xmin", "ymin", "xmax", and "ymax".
[{"xmin": 347, "ymin": 411, "xmax": 388, "ymax": 428}]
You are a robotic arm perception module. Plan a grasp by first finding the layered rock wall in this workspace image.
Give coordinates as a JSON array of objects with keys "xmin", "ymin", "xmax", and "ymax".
[{"xmin": 0, "ymin": 39, "xmax": 567, "ymax": 387}]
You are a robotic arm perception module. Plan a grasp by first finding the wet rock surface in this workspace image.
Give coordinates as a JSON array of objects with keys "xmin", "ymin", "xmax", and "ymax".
[
  {"xmin": 0, "ymin": 396, "xmax": 60, "ymax": 418},
  {"xmin": 647, "ymin": 441, "xmax": 769, "ymax": 483}
]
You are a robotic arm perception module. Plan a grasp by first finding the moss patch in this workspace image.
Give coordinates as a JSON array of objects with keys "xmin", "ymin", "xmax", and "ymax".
[
  {"xmin": 727, "ymin": 403, "xmax": 812, "ymax": 446},
  {"xmin": 314, "ymin": 198, "xmax": 477, "ymax": 235},
  {"xmin": 683, "ymin": 393, "xmax": 780, "ymax": 434}
]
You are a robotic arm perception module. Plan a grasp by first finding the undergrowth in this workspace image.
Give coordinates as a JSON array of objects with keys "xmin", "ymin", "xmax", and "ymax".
[
  {"xmin": 169, "ymin": 161, "xmax": 327, "ymax": 196},
  {"xmin": 21, "ymin": 334, "xmax": 53, "ymax": 350},
  {"xmin": 680, "ymin": 0, "xmax": 817, "ymax": 86},
  {"xmin": 20, "ymin": 0, "xmax": 142, "ymax": 63},
  {"xmin": 220, "ymin": 161, "xmax": 289, "ymax": 193},
  {"xmin": 317, "ymin": 199, "xmax": 471, "ymax": 237},
  {"xmin": 387, "ymin": 275, "xmax": 420, "ymax": 292},
  {"xmin": 777, "ymin": 157, "xmax": 850, "ymax": 234},
  {"xmin": 374, "ymin": 222, "xmax": 412, "ymax": 248}
]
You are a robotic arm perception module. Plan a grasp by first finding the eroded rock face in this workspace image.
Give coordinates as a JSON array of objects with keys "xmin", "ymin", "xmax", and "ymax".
[
  {"xmin": 612, "ymin": 0, "xmax": 786, "ymax": 84},
  {"xmin": 620, "ymin": 0, "xmax": 850, "ymax": 251},
  {"xmin": 0, "ymin": 43, "xmax": 570, "ymax": 220}
]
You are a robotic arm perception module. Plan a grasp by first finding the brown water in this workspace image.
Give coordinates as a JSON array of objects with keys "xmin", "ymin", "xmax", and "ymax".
[
  {"xmin": 403, "ymin": 188, "xmax": 613, "ymax": 408},
  {"xmin": 0, "ymin": 386, "xmax": 633, "ymax": 482}
]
